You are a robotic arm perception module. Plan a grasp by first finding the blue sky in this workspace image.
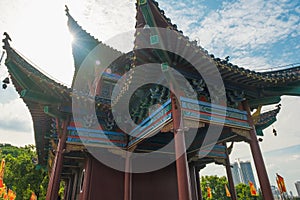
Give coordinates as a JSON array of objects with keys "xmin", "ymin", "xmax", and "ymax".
[{"xmin": 0, "ymin": 0, "xmax": 299, "ymax": 195}]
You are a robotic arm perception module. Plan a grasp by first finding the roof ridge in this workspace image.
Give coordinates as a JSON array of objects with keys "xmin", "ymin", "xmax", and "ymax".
[
  {"xmin": 134, "ymin": 1, "xmax": 299, "ymax": 86},
  {"xmin": 2, "ymin": 39, "xmax": 71, "ymax": 101},
  {"xmin": 65, "ymin": 5, "xmax": 124, "ymax": 55}
]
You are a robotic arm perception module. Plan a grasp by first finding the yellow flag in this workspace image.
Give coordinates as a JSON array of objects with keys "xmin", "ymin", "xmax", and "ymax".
[
  {"xmin": 207, "ymin": 186, "xmax": 212, "ymax": 199},
  {"xmin": 7, "ymin": 189, "xmax": 16, "ymax": 200},
  {"xmin": 249, "ymin": 181, "xmax": 257, "ymax": 196},
  {"xmin": 225, "ymin": 184, "xmax": 231, "ymax": 197},
  {"xmin": 0, "ymin": 185, "xmax": 5, "ymax": 196},
  {"xmin": 276, "ymin": 173, "xmax": 287, "ymax": 193},
  {"xmin": 0, "ymin": 179, "xmax": 4, "ymax": 189},
  {"xmin": 0, "ymin": 159, "xmax": 5, "ymax": 188},
  {"xmin": 30, "ymin": 192, "xmax": 37, "ymax": 200},
  {"xmin": 3, "ymin": 186, "xmax": 8, "ymax": 200}
]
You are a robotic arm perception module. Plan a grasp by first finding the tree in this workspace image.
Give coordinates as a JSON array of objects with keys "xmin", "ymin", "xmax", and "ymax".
[
  {"xmin": 0, "ymin": 144, "xmax": 48, "ymax": 200},
  {"xmin": 235, "ymin": 183, "xmax": 262, "ymax": 200},
  {"xmin": 201, "ymin": 175, "xmax": 231, "ymax": 200},
  {"xmin": 200, "ymin": 175, "xmax": 262, "ymax": 200}
]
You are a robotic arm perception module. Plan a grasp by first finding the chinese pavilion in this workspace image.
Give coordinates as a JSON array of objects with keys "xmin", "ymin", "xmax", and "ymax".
[{"xmin": 2, "ymin": 1, "xmax": 300, "ymax": 200}]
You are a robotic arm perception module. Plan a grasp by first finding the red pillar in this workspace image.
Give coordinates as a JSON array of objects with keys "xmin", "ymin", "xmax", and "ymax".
[
  {"xmin": 71, "ymin": 170, "xmax": 79, "ymax": 199},
  {"xmin": 195, "ymin": 168, "xmax": 202, "ymax": 200},
  {"xmin": 242, "ymin": 101, "xmax": 274, "ymax": 200},
  {"xmin": 189, "ymin": 163, "xmax": 199, "ymax": 200},
  {"xmin": 46, "ymin": 119, "xmax": 69, "ymax": 200},
  {"xmin": 224, "ymin": 143, "xmax": 237, "ymax": 200},
  {"xmin": 171, "ymin": 93, "xmax": 192, "ymax": 200},
  {"xmin": 81, "ymin": 157, "xmax": 92, "ymax": 200},
  {"xmin": 124, "ymin": 153, "xmax": 132, "ymax": 200},
  {"xmin": 64, "ymin": 178, "xmax": 71, "ymax": 200}
]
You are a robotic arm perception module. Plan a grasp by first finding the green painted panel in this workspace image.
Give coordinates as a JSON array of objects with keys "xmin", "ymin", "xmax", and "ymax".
[
  {"xmin": 150, "ymin": 35, "xmax": 160, "ymax": 45},
  {"xmin": 266, "ymin": 86, "xmax": 300, "ymax": 96},
  {"xmin": 248, "ymin": 96, "xmax": 281, "ymax": 109},
  {"xmin": 21, "ymin": 89, "xmax": 61, "ymax": 104}
]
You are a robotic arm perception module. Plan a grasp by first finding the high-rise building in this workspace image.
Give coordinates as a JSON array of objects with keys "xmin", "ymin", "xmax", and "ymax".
[
  {"xmin": 231, "ymin": 160, "xmax": 257, "ymax": 189},
  {"xmin": 240, "ymin": 161, "xmax": 257, "ymax": 189},
  {"xmin": 231, "ymin": 162, "xmax": 242, "ymax": 185},
  {"xmin": 271, "ymin": 185, "xmax": 281, "ymax": 200},
  {"xmin": 295, "ymin": 181, "xmax": 300, "ymax": 197}
]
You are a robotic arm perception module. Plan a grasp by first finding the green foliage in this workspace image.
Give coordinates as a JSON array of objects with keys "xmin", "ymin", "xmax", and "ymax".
[
  {"xmin": 201, "ymin": 175, "xmax": 231, "ymax": 200},
  {"xmin": 0, "ymin": 144, "xmax": 48, "ymax": 200},
  {"xmin": 200, "ymin": 175, "xmax": 262, "ymax": 200},
  {"xmin": 235, "ymin": 183, "xmax": 262, "ymax": 200},
  {"xmin": 235, "ymin": 183, "xmax": 252, "ymax": 200}
]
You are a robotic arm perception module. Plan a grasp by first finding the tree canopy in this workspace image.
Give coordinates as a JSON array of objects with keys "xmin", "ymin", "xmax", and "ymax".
[
  {"xmin": 0, "ymin": 144, "xmax": 48, "ymax": 200},
  {"xmin": 201, "ymin": 175, "xmax": 231, "ymax": 200},
  {"xmin": 201, "ymin": 175, "xmax": 262, "ymax": 200}
]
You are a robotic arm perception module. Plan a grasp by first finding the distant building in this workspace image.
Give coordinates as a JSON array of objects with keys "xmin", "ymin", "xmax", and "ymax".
[
  {"xmin": 231, "ymin": 162, "xmax": 242, "ymax": 185},
  {"xmin": 240, "ymin": 161, "xmax": 257, "ymax": 189},
  {"xmin": 295, "ymin": 181, "xmax": 300, "ymax": 196},
  {"xmin": 231, "ymin": 160, "xmax": 257, "ymax": 188},
  {"xmin": 271, "ymin": 185, "xmax": 281, "ymax": 200}
]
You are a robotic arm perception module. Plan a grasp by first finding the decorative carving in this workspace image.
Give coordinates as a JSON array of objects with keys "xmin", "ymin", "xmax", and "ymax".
[
  {"xmin": 252, "ymin": 105, "xmax": 262, "ymax": 124},
  {"xmin": 82, "ymin": 114, "xmax": 97, "ymax": 128},
  {"xmin": 65, "ymin": 144, "xmax": 85, "ymax": 152},
  {"xmin": 161, "ymin": 121, "xmax": 173, "ymax": 132},
  {"xmin": 227, "ymin": 90, "xmax": 245, "ymax": 107},
  {"xmin": 192, "ymin": 79, "xmax": 205, "ymax": 92}
]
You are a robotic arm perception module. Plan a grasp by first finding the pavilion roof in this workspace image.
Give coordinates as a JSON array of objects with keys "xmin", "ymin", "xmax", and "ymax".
[
  {"xmin": 133, "ymin": 0, "xmax": 300, "ymax": 109},
  {"xmin": 3, "ymin": 38, "xmax": 71, "ymax": 103},
  {"xmin": 2, "ymin": 35, "xmax": 72, "ymax": 165},
  {"xmin": 1, "ymin": 0, "xmax": 300, "ymax": 165}
]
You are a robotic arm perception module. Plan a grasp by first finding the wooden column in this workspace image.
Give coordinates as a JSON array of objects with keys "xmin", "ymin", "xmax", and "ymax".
[
  {"xmin": 195, "ymin": 167, "xmax": 202, "ymax": 200},
  {"xmin": 242, "ymin": 101, "xmax": 274, "ymax": 200},
  {"xmin": 64, "ymin": 178, "xmax": 71, "ymax": 200},
  {"xmin": 124, "ymin": 153, "xmax": 132, "ymax": 200},
  {"xmin": 71, "ymin": 171, "xmax": 79, "ymax": 199},
  {"xmin": 46, "ymin": 119, "xmax": 69, "ymax": 200},
  {"xmin": 81, "ymin": 156, "xmax": 92, "ymax": 200},
  {"xmin": 224, "ymin": 143, "xmax": 237, "ymax": 200},
  {"xmin": 189, "ymin": 162, "xmax": 199, "ymax": 200},
  {"xmin": 171, "ymin": 93, "xmax": 192, "ymax": 200}
]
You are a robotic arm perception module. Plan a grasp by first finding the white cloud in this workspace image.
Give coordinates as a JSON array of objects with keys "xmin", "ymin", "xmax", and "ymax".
[
  {"xmin": 0, "ymin": 128, "xmax": 34, "ymax": 146},
  {"xmin": 159, "ymin": 0, "xmax": 205, "ymax": 33},
  {"xmin": 66, "ymin": 0, "xmax": 136, "ymax": 45},
  {"xmin": 194, "ymin": 0, "xmax": 300, "ymax": 57},
  {"xmin": 231, "ymin": 56, "xmax": 273, "ymax": 70},
  {"xmin": 0, "ymin": 98, "xmax": 33, "ymax": 132}
]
